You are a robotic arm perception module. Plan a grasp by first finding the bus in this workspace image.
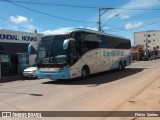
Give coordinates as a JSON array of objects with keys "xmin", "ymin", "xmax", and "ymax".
[{"xmin": 29, "ymin": 28, "xmax": 131, "ymax": 80}]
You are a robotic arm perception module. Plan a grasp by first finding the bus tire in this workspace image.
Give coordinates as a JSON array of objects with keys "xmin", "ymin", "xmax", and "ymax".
[
  {"xmin": 118, "ymin": 62, "xmax": 123, "ymax": 71},
  {"xmin": 81, "ymin": 66, "xmax": 90, "ymax": 80},
  {"xmin": 122, "ymin": 61, "xmax": 126, "ymax": 70}
]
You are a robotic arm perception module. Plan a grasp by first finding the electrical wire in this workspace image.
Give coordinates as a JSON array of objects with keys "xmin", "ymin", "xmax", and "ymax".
[
  {"xmin": 108, "ymin": 20, "xmax": 160, "ymax": 32},
  {"xmin": 1, "ymin": 0, "xmax": 160, "ymax": 32},
  {"xmin": 105, "ymin": 18, "xmax": 160, "ymax": 31},
  {"xmin": 2, "ymin": 0, "xmax": 97, "ymax": 23},
  {"xmin": 0, "ymin": 8, "xmax": 66, "ymax": 27},
  {"xmin": 2, "ymin": 0, "xmax": 160, "ymax": 11},
  {"xmin": 0, "ymin": 16, "xmax": 34, "ymax": 32},
  {"xmin": 2, "ymin": 0, "xmax": 100, "ymax": 9}
]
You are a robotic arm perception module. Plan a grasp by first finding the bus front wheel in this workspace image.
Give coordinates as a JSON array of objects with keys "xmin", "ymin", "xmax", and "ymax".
[{"xmin": 81, "ymin": 66, "xmax": 90, "ymax": 80}]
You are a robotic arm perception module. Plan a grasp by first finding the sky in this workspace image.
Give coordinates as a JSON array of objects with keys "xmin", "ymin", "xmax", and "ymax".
[{"xmin": 0, "ymin": 0, "xmax": 160, "ymax": 45}]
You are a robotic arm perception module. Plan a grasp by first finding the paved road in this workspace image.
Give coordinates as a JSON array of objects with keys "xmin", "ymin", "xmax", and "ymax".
[{"xmin": 0, "ymin": 60, "xmax": 160, "ymax": 120}]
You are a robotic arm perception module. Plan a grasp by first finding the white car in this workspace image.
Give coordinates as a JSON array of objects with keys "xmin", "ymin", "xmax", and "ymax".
[{"xmin": 23, "ymin": 66, "xmax": 37, "ymax": 78}]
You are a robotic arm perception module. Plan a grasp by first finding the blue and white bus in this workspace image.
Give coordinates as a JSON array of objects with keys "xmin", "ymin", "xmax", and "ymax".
[{"xmin": 30, "ymin": 28, "xmax": 131, "ymax": 80}]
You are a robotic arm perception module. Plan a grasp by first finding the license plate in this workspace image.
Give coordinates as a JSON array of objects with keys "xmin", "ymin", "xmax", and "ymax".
[
  {"xmin": 46, "ymin": 74, "xmax": 52, "ymax": 78},
  {"xmin": 24, "ymin": 73, "xmax": 28, "ymax": 76}
]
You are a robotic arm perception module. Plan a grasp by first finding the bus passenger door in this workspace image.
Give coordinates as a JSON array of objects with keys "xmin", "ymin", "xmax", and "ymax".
[{"xmin": 68, "ymin": 40, "xmax": 80, "ymax": 78}]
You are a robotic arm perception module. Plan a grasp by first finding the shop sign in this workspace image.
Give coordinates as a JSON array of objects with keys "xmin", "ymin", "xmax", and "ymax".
[{"xmin": 0, "ymin": 33, "xmax": 37, "ymax": 41}]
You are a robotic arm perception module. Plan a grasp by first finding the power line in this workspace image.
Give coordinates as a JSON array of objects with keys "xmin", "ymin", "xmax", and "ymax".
[
  {"xmin": 2, "ymin": 0, "xmax": 100, "ymax": 9},
  {"xmin": 0, "ymin": 7, "xmax": 67, "ymax": 27},
  {"xmin": 2, "ymin": 0, "xmax": 96, "ymax": 23},
  {"xmin": 1, "ymin": 0, "xmax": 160, "ymax": 32},
  {"xmin": 113, "ymin": 7, "xmax": 160, "ymax": 11},
  {"xmin": 0, "ymin": 16, "xmax": 34, "ymax": 32},
  {"xmin": 109, "ymin": 20, "xmax": 160, "ymax": 32},
  {"xmin": 2, "ymin": 0, "xmax": 160, "ymax": 11},
  {"xmin": 106, "ymin": 18, "xmax": 160, "ymax": 31}
]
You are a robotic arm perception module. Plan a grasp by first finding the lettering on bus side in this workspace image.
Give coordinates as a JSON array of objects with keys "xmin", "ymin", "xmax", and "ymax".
[
  {"xmin": 103, "ymin": 51, "xmax": 111, "ymax": 57},
  {"xmin": 103, "ymin": 50, "xmax": 125, "ymax": 57}
]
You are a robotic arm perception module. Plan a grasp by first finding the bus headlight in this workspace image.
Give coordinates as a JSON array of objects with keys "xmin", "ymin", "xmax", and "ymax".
[{"xmin": 59, "ymin": 68, "xmax": 64, "ymax": 72}]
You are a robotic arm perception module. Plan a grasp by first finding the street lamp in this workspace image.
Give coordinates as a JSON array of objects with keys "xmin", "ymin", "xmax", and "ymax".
[
  {"xmin": 101, "ymin": 14, "xmax": 120, "ymax": 30},
  {"xmin": 98, "ymin": 8, "xmax": 119, "ymax": 32},
  {"xmin": 98, "ymin": 8, "xmax": 113, "ymax": 32}
]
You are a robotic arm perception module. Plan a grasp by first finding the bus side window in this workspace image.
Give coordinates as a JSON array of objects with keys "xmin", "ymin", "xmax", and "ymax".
[
  {"xmin": 84, "ymin": 41, "xmax": 99, "ymax": 51},
  {"xmin": 99, "ymin": 35, "xmax": 110, "ymax": 48},
  {"xmin": 83, "ymin": 33, "xmax": 100, "ymax": 53}
]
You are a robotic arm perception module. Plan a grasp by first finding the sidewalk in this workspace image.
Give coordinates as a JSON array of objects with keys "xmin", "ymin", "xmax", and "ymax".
[
  {"xmin": 106, "ymin": 73, "xmax": 160, "ymax": 120},
  {"xmin": 0, "ymin": 75, "xmax": 24, "ymax": 83}
]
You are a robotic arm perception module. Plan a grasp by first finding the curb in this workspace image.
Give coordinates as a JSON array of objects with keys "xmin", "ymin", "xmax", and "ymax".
[{"xmin": 0, "ymin": 75, "xmax": 24, "ymax": 83}]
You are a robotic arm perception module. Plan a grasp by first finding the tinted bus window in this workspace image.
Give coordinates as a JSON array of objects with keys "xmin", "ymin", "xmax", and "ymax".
[
  {"xmin": 84, "ymin": 32, "xmax": 100, "ymax": 51},
  {"xmin": 99, "ymin": 35, "xmax": 111, "ymax": 48},
  {"xmin": 99, "ymin": 35, "xmax": 131, "ymax": 49}
]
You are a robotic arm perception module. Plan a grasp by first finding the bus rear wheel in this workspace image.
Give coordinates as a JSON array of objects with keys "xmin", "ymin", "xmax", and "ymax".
[
  {"xmin": 81, "ymin": 66, "xmax": 90, "ymax": 80},
  {"xmin": 123, "ymin": 61, "xmax": 126, "ymax": 70}
]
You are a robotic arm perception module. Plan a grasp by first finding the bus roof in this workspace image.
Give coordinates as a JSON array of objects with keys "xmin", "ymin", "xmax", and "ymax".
[{"xmin": 42, "ymin": 28, "xmax": 129, "ymax": 40}]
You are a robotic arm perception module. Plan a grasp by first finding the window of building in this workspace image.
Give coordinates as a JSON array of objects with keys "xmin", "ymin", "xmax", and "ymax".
[
  {"xmin": 144, "ymin": 40, "xmax": 145, "ymax": 42},
  {"xmin": 153, "ymin": 34, "xmax": 155, "ymax": 36},
  {"xmin": 148, "ymin": 40, "xmax": 151, "ymax": 43},
  {"xmin": 148, "ymin": 34, "xmax": 151, "ymax": 37},
  {"xmin": 153, "ymin": 40, "xmax": 155, "ymax": 42}
]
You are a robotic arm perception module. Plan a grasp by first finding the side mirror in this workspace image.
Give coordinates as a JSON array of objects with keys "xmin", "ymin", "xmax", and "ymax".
[
  {"xmin": 28, "ymin": 42, "xmax": 35, "ymax": 54},
  {"xmin": 63, "ymin": 38, "xmax": 75, "ymax": 50}
]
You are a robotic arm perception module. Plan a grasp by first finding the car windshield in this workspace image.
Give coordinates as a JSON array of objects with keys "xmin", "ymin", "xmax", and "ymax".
[
  {"xmin": 31, "ymin": 64, "xmax": 37, "ymax": 67},
  {"xmin": 37, "ymin": 35, "xmax": 69, "ymax": 66}
]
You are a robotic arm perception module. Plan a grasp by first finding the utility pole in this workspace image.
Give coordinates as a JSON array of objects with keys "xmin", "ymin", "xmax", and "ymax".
[
  {"xmin": 146, "ymin": 30, "xmax": 149, "ymax": 60},
  {"xmin": 98, "ymin": 8, "xmax": 113, "ymax": 32},
  {"xmin": 98, "ymin": 9, "xmax": 101, "ymax": 32}
]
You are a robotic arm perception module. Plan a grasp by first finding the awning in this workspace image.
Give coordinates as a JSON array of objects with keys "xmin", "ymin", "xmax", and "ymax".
[{"xmin": 0, "ymin": 42, "xmax": 36, "ymax": 55}]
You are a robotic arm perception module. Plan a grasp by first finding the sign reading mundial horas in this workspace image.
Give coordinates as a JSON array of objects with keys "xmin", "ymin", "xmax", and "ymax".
[
  {"xmin": 0, "ymin": 29, "xmax": 42, "ymax": 43},
  {"xmin": 0, "ymin": 34, "xmax": 37, "ymax": 41}
]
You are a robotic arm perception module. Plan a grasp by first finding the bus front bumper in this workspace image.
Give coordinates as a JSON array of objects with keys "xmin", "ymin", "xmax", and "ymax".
[{"xmin": 36, "ymin": 69, "xmax": 70, "ymax": 80}]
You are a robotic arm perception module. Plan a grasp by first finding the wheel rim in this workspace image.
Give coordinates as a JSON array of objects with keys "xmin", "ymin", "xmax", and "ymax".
[
  {"xmin": 82, "ymin": 69, "xmax": 87, "ymax": 77},
  {"xmin": 119, "ymin": 63, "xmax": 122, "ymax": 70}
]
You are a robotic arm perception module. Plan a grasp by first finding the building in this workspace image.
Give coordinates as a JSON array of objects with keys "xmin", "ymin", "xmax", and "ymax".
[
  {"xmin": 131, "ymin": 45, "xmax": 145, "ymax": 61},
  {"xmin": 134, "ymin": 30, "xmax": 160, "ymax": 50},
  {"xmin": 0, "ymin": 29, "xmax": 42, "ymax": 78},
  {"xmin": 134, "ymin": 30, "xmax": 160, "ymax": 60}
]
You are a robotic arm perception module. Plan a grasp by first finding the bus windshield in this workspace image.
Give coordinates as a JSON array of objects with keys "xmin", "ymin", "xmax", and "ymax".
[{"xmin": 37, "ymin": 35, "xmax": 69, "ymax": 66}]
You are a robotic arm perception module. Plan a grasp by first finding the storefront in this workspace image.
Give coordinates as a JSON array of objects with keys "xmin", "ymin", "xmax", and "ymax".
[{"xmin": 0, "ymin": 29, "xmax": 42, "ymax": 78}]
